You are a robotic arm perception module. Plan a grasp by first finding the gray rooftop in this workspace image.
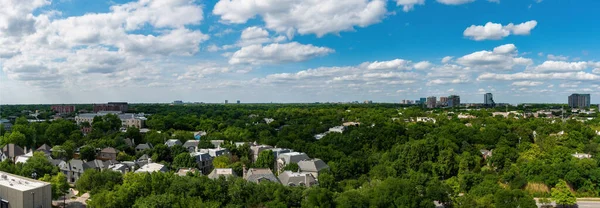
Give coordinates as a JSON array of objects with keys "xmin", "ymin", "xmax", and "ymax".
[
  {"xmin": 278, "ymin": 171, "xmax": 318, "ymax": 187},
  {"xmin": 208, "ymin": 168, "xmax": 237, "ymax": 179},
  {"xmin": 277, "ymin": 152, "xmax": 310, "ymax": 165},
  {"xmin": 244, "ymin": 168, "xmax": 279, "ymax": 184},
  {"xmin": 298, "ymin": 159, "xmax": 329, "ymax": 172}
]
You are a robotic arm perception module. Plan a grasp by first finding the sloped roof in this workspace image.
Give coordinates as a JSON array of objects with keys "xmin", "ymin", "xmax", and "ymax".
[
  {"xmin": 37, "ymin": 144, "xmax": 52, "ymax": 152},
  {"xmin": 278, "ymin": 171, "xmax": 317, "ymax": 187},
  {"xmin": 277, "ymin": 152, "xmax": 310, "ymax": 165},
  {"xmin": 123, "ymin": 138, "xmax": 134, "ymax": 147},
  {"xmin": 101, "ymin": 147, "xmax": 117, "ymax": 154},
  {"xmin": 135, "ymin": 163, "xmax": 168, "ymax": 173},
  {"xmin": 165, "ymin": 139, "xmax": 182, "ymax": 147},
  {"xmin": 183, "ymin": 140, "xmax": 200, "ymax": 149},
  {"xmin": 208, "ymin": 168, "xmax": 236, "ymax": 179},
  {"xmin": 244, "ymin": 168, "xmax": 279, "ymax": 184},
  {"xmin": 298, "ymin": 159, "xmax": 329, "ymax": 172},
  {"xmin": 135, "ymin": 143, "xmax": 152, "ymax": 150},
  {"xmin": 2, "ymin": 144, "xmax": 25, "ymax": 158}
]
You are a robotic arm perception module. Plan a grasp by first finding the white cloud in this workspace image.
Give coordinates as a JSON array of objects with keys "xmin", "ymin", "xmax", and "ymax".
[
  {"xmin": 547, "ymin": 54, "xmax": 569, "ymax": 61},
  {"xmin": 528, "ymin": 61, "xmax": 588, "ymax": 72},
  {"xmin": 413, "ymin": 61, "xmax": 433, "ymax": 70},
  {"xmin": 477, "ymin": 72, "xmax": 600, "ymax": 81},
  {"xmin": 441, "ymin": 56, "xmax": 453, "ymax": 63},
  {"xmin": 363, "ymin": 59, "xmax": 412, "ymax": 70},
  {"xmin": 0, "ymin": 0, "xmax": 208, "ymax": 89},
  {"xmin": 463, "ymin": 20, "xmax": 537, "ymax": 41},
  {"xmin": 559, "ymin": 82, "xmax": 581, "ymax": 88},
  {"xmin": 238, "ymin": 26, "xmax": 271, "ymax": 46},
  {"xmin": 511, "ymin": 81, "xmax": 543, "ymax": 86},
  {"xmin": 437, "ymin": 0, "xmax": 475, "ymax": 5},
  {"xmin": 213, "ymin": 0, "xmax": 388, "ymax": 37},
  {"xmin": 229, "ymin": 42, "xmax": 334, "ymax": 65},
  {"xmin": 427, "ymin": 75, "xmax": 470, "ymax": 86},
  {"xmin": 456, "ymin": 44, "xmax": 532, "ymax": 70},
  {"xmin": 395, "ymin": 0, "xmax": 425, "ymax": 12},
  {"xmin": 593, "ymin": 68, "xmax": 600, "ymax": 74}
]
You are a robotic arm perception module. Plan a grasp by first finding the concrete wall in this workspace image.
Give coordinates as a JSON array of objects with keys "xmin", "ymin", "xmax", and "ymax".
[{"xmin": 0, "ymin": 183, "xmax": 51, "ymax": 208}]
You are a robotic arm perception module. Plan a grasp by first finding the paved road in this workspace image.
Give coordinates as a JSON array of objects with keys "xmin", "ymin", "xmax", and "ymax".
[{"xmin": 537, "ymin": 201, "xmax": 600, "ymax": 208}]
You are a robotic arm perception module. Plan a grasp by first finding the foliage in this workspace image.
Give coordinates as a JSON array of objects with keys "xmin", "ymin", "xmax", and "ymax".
[
  {"xmin": 172, "ymin": 152, "xmax": 197, "ymax": 169},
  {"xmin": 551, "ymin": 180, "xmax": 577, "ymax": 206},
  {"xmin": 79, "ymin": 146, "xmax": 97, "ymax": 161},
  {"xmin": 21, "ymin": 152, "xmax": 56, "ymax": 178},
  {"xmin": 41, "ymin": 172, "xmax": 70, "ymax": 200},
  {"xmin": 255, "ymin": 150, "xmax": 274, "ymax": 169},
  {"xmin": 212, "ymin": 155, "xmax": 231, "ymax": 168},
  {"xmin": 75, "ymin": 169, "xmax": 123, "ymax": 194}
]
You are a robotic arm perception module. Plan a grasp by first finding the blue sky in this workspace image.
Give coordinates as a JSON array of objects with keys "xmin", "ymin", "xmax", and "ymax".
[{"xmin": 1, "ymin": 0, "xmax": 599, "ymax": 104}]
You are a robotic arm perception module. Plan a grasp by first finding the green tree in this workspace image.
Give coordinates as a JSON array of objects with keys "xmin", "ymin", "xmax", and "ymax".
[
  {"xmin": 283, "ymin": 163, "xmax": 299, "ymax": 172},
  {"xmin": 213, "ymin": 155, "xmax": 231, "ymax": 168},
  {"xmin": 79, "ymin": 146, "xmax": 97, "ymax": 161},
  {"xmin": 172, "ymin": 152, "xmax": 197, "ymax": 169},
  {"xmin": 3, "ymin": 131, "xmax": 27, "ymax": 147},
  {"xmin": 255, "ymin": 150, "xmax": 274, "ymax": 169},
  {"xmin": 76, "ymin": 169, "xmax": 123, "ymax": 194},
  {"xmin": 41, "ymin": 172, "xmax": 70, "ymax": 200},
  {"xmin": 21, "ymin": 152, "xmax": 56, "ymax": 178},
  {"xmin": 551, "ymin": 180, "xmax": 577, "ymax": 206}
]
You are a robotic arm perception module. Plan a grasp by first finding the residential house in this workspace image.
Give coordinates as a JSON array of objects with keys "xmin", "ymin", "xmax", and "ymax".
[
  {"xmin": 210, "ymin": 140, "xmax": 225, "ymax": 148},
  {"xmin": 36, "ymin": 144, "xmax": 52, "ymax": 156},
  {"xmin": 1, "ymin": 144, "xmax": 25, "ymax": 162},
  {"xmin": 136, "ymin": 154, "xmax": 150, "ymax": 167},
  {"xmin": 176, "ymin": 168, "xmax": 199, "ymax": 176},
  {"xmin": 234, "ymin": 142, "xmax": 250, "ymax": 147},
  {"xmin": 98, "ymin": 147, "xmax": 118, "ymax": 161},
  {"xmin": 271, "ymin": 148, "xmax": 292, "ymax": 159},
  {"xmin": 190, "ymin": 152, "xmax": 213, "ymax": 174},
  {"xmin": 297, "ymin": 159, "xmax": 330, "ymax": 178},
  {"xmin": 208, "ymin": 168, "xmax": 236, "ymax": 179},
  {"xmin": 480, "ymin": 149, "xmax": 493, "ymax": 160},
  {"xmin": 108, "ymin": 163, "xmax": 132, "ymax": 174},
  {"xmin": 135, "ymin": 143, "xmax": 153, "ymax": 152},
  {"xmin": 0, "ymin": 119, "xmax": 12, "ymax": 132},
  {"xmin": 342, "ymin": 122, "xmax": 360, "ymax": 127},
  {"xmin": 572, "ymin": 152, "xmax": 592, "ymax": 159},
  {"xmin": 194, "ymin": 131, "xmax": 207, "ymax": 140},
  {"xmin": 85, "ymin": 159, "xmax": 114, "ymax": 171},
  {"xmin": 183, "ymin": 140, "xmax": 200, "ymax": 152},
  {"xmin": 199, "ymin": 148, "xmax": 230, "ymax": 158},
  {"xmin": 135, "ymin": 163, "xmax": 168, "ymax": 173},
  {"xmin": 250, "ymin": 144, "xmax": 273, "ymax": 162},
  {"xmin": 60, "ymin": 159, "xmax": 88, "ymax": 183},
  {"xmin": 264, "ymin": 118, "xmax": 275, "ymax": 124},
  {"xmin": 165, "ymin": 139, "xmax": 182, "ymax": 147},
  {"xmin": 276, "ymin": 152, "xmax": 310, "ymax": 172},
  {"xmin": 15, "ymin": 152, "xmax": 34, "ymax": 164},
  {"xmin": 278, "ymin": 171, "xmax": 318, "ymax": 187},
  {"xmin": 243, "ymin": 168, "xmax": 279, "ymax": 184}
]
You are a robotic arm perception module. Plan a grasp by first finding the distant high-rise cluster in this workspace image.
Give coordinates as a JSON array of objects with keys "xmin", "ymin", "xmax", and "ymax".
[
  {"xmin": 448, "ymin": 95, "xmax": 460, "ymax": 107},
  {"xmin": 484, "ymin": 93, "xmax": 495, "ymax": 107},
  {"xmin": 568, "ymin": 93, "xmax": 590, "ymax": 108},
  {"xmin": 426, "ymin": 96, "xmax": 437, "ymax": 108}
]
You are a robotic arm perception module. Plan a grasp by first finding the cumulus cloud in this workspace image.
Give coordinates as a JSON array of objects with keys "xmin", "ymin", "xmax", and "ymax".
[
  {"xmin": 463, "ymin": 20, "xmax": 537, "ymax": 41},
  {"xmin": 456, "ymin": 44, "xmax": 532, "ymax": 70},
  {"xmin": 395, "ymin": 0, "xmax": 425, "ymax": 12},
  {"xmin": 528, "ymin": 61, "xmax": 588, "ymax": 73},
  {"xmin": 477, "ymin": 72, "xmax": 600, "ymax": 81},
  {"xmin": 213, "ymin": 0, "xmax": 388, "ymax": 37},
  {"xmin": 511, "ymin": 81, "xmax": 544, "ymax": 86},
  {"xmin": 363, "ymin": 59, "xmax": 412, "ymax": 70},
  {"xmin": 229, "ymin": 42, "xmax": 334, "ymax": 65},
  {"xmin": 441, "ymin": 56, "xmax": 453, "ymax": 63},
  {"xmin": 413, "ymin": 61, "xmax": 433, "ymax": 70},
  {"xmin": 0, "ymin": 0, "xmax": 208, "ymax": 88}
]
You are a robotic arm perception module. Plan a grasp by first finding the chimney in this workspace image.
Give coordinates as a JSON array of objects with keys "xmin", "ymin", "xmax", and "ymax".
[
  {"xmin": 305, "ymin": 173, "xmax": 309, "ymax": 187},
  {"xmin": 242, "ymin": 164, "xmax": 247, "ymax": 178},
  {"xmin": 195, "ymin": 146, "xmax": 198, "ymax": 153}
]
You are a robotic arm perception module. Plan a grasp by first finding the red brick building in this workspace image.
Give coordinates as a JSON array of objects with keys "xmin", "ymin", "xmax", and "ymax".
[
  {"xmin": 93, "ymin": 102, "xmax": 128, "ymax": 113},
  {"xmin": 51, "ymin": 105, "xmax": 76, "ymax": 114}
]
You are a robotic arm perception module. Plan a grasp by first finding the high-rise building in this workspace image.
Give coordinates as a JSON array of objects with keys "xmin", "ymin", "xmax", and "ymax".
[
  {"xmin": 426, "ymin": 96, "xmax": 437, "ymax": 108},
  {"xmin": 448, "ymin": 95, "xmax": 460, "ymax": 107},
  {"xmin": 419, "ymin": 98, "xmax": 426, "ymax": 105},
  {"xmin": 484, "ymin": 93, "xmax": 495, "ymax": 107},
  {"xmin": 237, "ymin": 100, "xmax": 241, "ymax": 104},
  {"xmin": 439, "ymin": 97, "xmax": 448, "ymax": 106},
  {"xmin": 568, "ymin": 93, "xmax": 591, "ymax": 108},
  {"xmin": 225, "ymin": 100, "xmax": 228, "ymax": 104}
]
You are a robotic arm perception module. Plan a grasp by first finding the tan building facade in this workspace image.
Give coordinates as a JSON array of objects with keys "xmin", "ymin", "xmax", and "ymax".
[{"xmin": 0, "ymin": 171, "xmax": 52, "ymax": 208}]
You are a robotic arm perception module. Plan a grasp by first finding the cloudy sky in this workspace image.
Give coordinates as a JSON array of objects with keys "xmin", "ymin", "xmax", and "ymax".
[{"xmin": 1, "ymin": 0, "xmax": 599, "ymax": 104}]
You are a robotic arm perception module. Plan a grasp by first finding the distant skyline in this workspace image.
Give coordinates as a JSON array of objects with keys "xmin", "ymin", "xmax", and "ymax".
[{"xmin": 1, "ymin": 0, "xmax": 600, "ymax": 104}]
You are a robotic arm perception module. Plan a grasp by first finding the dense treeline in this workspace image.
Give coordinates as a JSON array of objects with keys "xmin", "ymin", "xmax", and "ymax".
[{"xmin": 0, "ymin": 103, "xmax": 599, "ymax": 207}]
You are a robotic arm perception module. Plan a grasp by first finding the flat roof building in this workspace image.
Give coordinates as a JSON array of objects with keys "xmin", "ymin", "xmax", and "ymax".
[
  {"xmin": 0, "ymin": 171, "xmax": 52, "ymax": 208},
  {"xmin": 568, "ymin": 93, "xmax": 591, "ymax": 108}
]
